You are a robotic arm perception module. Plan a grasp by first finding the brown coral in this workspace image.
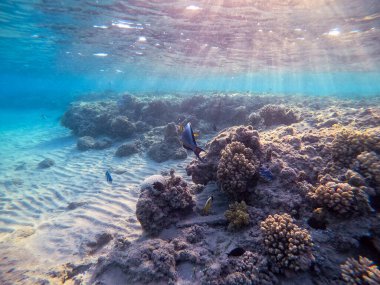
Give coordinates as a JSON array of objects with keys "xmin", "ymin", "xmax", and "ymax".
[
  {"xmin": 331, "ymin": 127, "xmax": 380, "ymax": 166},
  {"xmin": 260, "ymin": 213, "xmax": 313, "ymax": 272},
  {"xmin": 308, "ymin": 182, "xmax": 371, "ymax": 216},
  {"xmin": 225, "ymin": 201, "xmax": 250, "ymax": 231},
  {"xmin": 217, "ymin": 141, "xmax": 259, "ymax": 199},
  {"xmin": 259, "ymin": 104, "xmax": 300, "ymax": 126},
  {"xmin": 341, "ymin": 256, "xmax": 380, "ymax": 285},
  {"xmin": 355, "ymin": 151, "xmax": 380, "ymax": 191}
]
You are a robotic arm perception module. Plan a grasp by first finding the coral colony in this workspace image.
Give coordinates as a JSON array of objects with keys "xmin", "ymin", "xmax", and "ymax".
[{"xmin": 45, "ymin": 93, "xmax": 380, "ymax": 283}]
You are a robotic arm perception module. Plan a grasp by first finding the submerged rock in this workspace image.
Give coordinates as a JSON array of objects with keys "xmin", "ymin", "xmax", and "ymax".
[
  {"xmin": 110, "ymin": 115, "xmax": 136, "ymax": 138},
  {"xmin": 93, "ymin": 137, "xmax": 112, "ymax": 150},
  {"xmin": 147, "ymin": 123, "xmax": 187, "ymax": 162},
  {"xmin": 115, "ymin": 143, "xmax": 139, "ymax": 157},
  {"xmin": 77, "ymin": 136, "xmax": 96, "ymax": 151},
  {"xmin": 37, "ymin": 158, "xmax": 55, "ymax": 169}
]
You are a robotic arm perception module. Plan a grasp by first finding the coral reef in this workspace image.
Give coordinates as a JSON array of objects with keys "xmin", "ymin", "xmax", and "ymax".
[
  {"xmin": 200, "ymin": 251, "xmax": 277, "ymax": 285},
  {"xmin": 341, "ymin": 256, "xmax": 380, "ymax": 285},
  {"xmin": 330, "ymin": 127, "xmax": 380, "ymax": 166},
  {"xmin": 61, "ymin": 101, "xmax": 117, "ymax": 136},
  {"xmin": 110, "ymin": 115, "xmax": 136, "ymax": 138},
  {"xmin": 259, "ymin": 104, "xmax": 300, "ymax": 126},
  {"xmin": 354, "ymin": 151, "xmax": 380, "ymax": 191},
  {"xmin": 247, "ymin": 112, "xmax": 263, "ymax": 126},
  {"xmin": 91, "ymin": 239, "xmax": 177, "ymax": 285},
  {"xmin": 183, "ymin": 225, "xmax": 206, "ymax": 244},
  {"xmin": 136, "ymin": 170, "xmax": 194, "ymax": 235},
  {"xmin": 308, "ymin": 181, "xmax": 371, "ymax": 216},
  {"xmin": 260, "ymin": 213, "xmax": 314, "ymax": 272},
  {"xmin": 217, "ymin": 142, "xmax": 259, "ymax": 199},
  {"xmin": 147, "ymin": 123, "xmax": 187, "ymax": 162},
  {"xmin": 115, "ymin": 143, "xmax": 139, "ymax": 157},
  {"xmin": 187, "ymin": 125, "xmax": 261, "ymax": 185},
  {"xmin": 224, "ymin": 201, "xmax": 250, "ymax": 231}
]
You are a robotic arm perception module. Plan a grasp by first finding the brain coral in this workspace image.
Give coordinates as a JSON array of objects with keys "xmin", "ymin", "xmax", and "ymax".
[
  {"xmin": 341, "ymin": 256, "xmax": 380, "ymax": 285},
  {"xmin": 217, "ymin": 141, "xmax": 259, "ymax": 199},
  {"xmin": 224, "ymin": 201, "xmax": 250, "ymax": 231},
  {"xmin": 260, "ymin": 213, "xmax": 313, "ymax": 272},
  {"xmin": 136, "ymin": 170, "xmax": 194, "ymax": 235},
  {"xmin": 308, "ymin": 182, "xmax": 371, "ymax": 216}
]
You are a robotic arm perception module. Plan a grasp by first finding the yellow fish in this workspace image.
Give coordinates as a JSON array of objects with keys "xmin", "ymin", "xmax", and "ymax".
[{"xmin": 202, "ymin": 196, "xmax": 214, "ymax": 215}]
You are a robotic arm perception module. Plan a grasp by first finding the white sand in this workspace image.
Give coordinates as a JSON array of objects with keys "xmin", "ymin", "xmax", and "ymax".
[{"xmin": 0, "ymin": 109, "xmax": 192, "ymax": 283}]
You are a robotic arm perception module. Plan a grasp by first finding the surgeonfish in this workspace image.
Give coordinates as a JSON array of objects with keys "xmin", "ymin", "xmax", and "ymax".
[
  {"xmin": 203, "ymin": 195, "xmax": 213, "ymax": 215},
  {"xmin": 105, "ymin": 170, "xmax": 113, "ymax": 184},
  {"xmin": 177, "ymin": 123, "xmax": 199, "ymax": 137},
  {"xmin": 180, "ymin": 122, "xmax": 206, "ymax": 161}
]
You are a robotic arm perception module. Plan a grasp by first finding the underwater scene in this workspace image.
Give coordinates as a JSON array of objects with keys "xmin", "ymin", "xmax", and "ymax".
[{"xmin": 1, "ymin": 0, "xmax": 380, "ymax": 284}]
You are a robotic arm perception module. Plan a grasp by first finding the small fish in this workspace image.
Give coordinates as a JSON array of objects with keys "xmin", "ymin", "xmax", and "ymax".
[
  {"xmin": 41, "ymin": 114, "xmax": 48, "ymax": 120},
  {"xmin": 228, "ymin": 247, "xmax": 246, "ymax": 257},
  {"xmin": 202, "ymin": 195, "xmax": 213, "ymax": 215},
  {"xmin": 259, "ymin": 166, "xmax": 274, "ymax": 182},
  {"xmin": 105, "ymin": 170, "xmax": 113, "ymax": 184},
  {"xmin": 181, "ymin": 122, "xmax": 206, "ymax": 161}
]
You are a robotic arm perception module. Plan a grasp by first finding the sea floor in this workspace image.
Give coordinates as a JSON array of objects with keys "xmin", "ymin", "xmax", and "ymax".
[
  {"xmin": 0, "ymin": 108, "xmax": 192, "ymax": 284},
  {"xmin": 0, "ymin": 93, "xmax": 379, "ymax": 284}
]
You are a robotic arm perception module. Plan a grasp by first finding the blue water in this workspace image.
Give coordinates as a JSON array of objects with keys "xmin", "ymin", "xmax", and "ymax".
[{"xmin": 1, "ymin": 0, "xmax": 380, "ymax": 109}]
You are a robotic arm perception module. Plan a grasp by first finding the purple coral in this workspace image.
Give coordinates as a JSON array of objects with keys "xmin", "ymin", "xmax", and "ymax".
[{"xmin": 136, "ymin": 171, "xmax": 194, "ymax": 235}]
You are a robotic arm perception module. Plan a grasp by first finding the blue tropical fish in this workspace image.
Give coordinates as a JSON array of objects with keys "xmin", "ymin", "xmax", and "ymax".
[
  {"xmin": 180, "ymin": 122, "xmax": 206, "ymax": 162},
  {"xmin": 105, "ymin": 170, "xmax": 113, "ymax": 184},
  {"xmin": 259, "ymin": 166, "xmax": 274, "ymax": 182}
]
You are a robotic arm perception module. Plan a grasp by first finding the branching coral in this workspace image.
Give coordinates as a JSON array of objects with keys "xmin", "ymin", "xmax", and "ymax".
[
  {"xmin": 308, "ymin": 182, "xmax": 371, "ymax": 216},
  {"xmin": 341, "ymin": 256, "xmax": 380, "ymax": 285},
  {"xmin": 260, "ymin": 214, "xmax": 313, "ymax": 272},
  {"xmin": 217, "ymin": 142, "xmax": 259, "ymax": 199},
  {"xmin": 225, "ymin": 201, "xmax": 250, "ymax": 231}
]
